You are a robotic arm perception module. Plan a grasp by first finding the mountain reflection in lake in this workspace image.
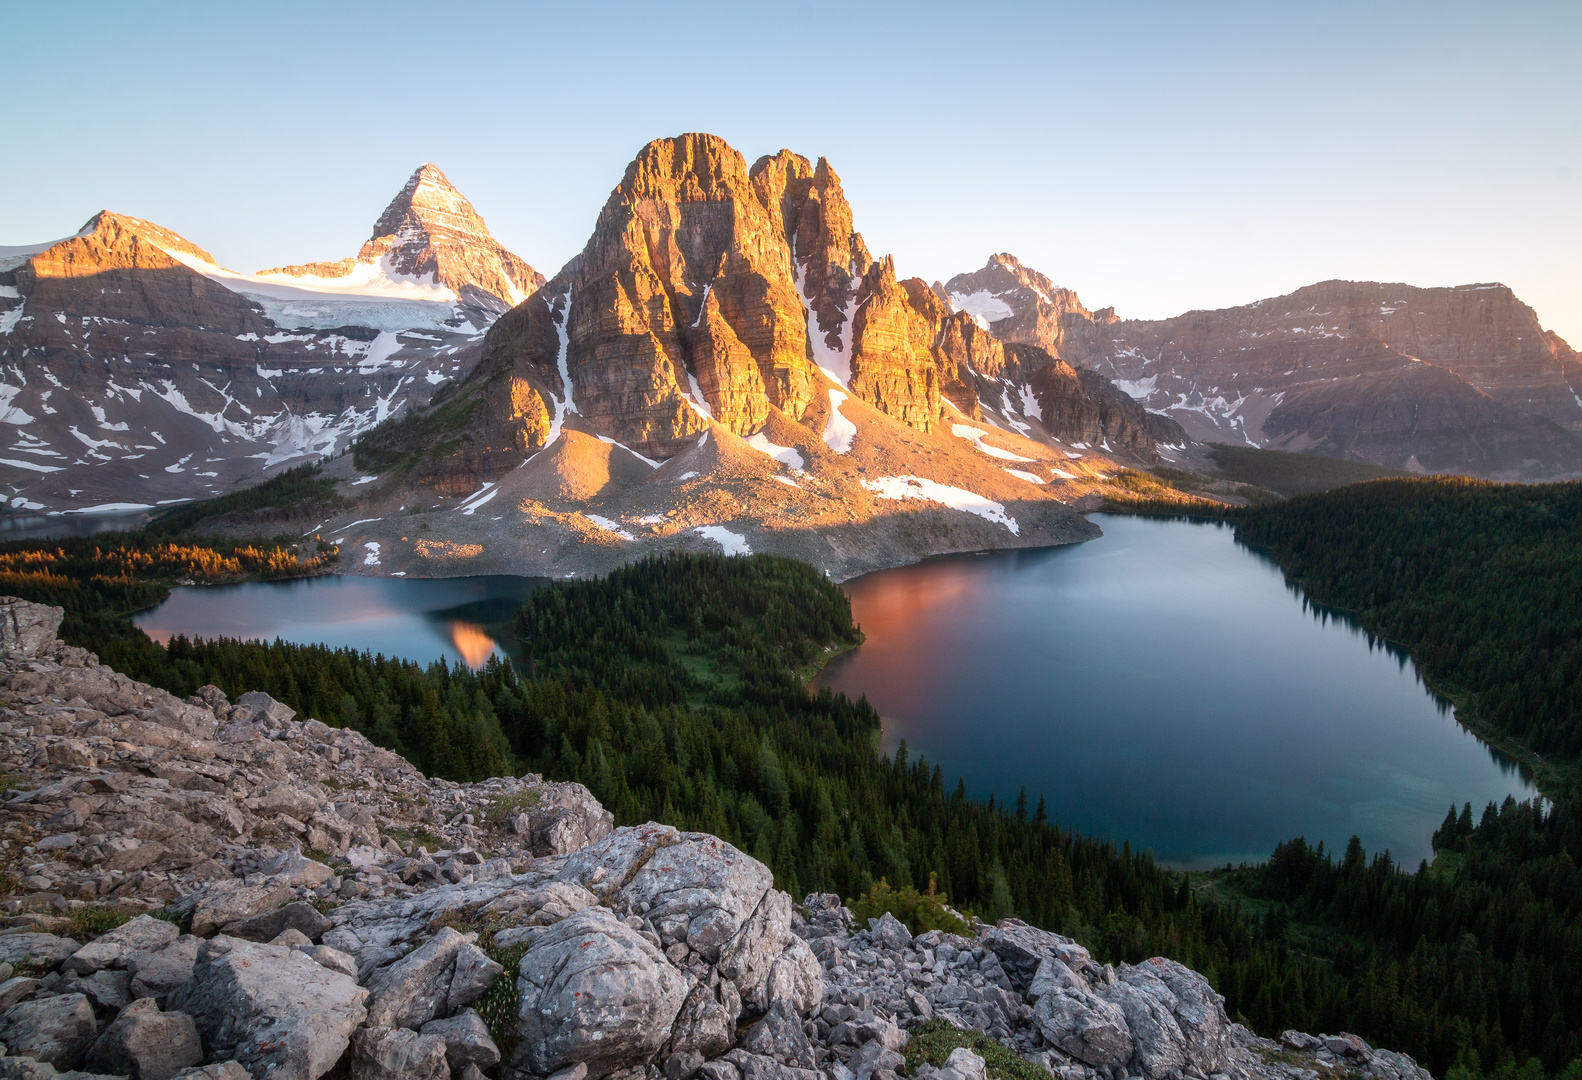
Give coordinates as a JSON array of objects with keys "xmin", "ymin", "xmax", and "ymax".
[
  {"xmin": 135, "ymin": 575, "xmax": 545, "ymax": 670},
  {"xmin": 814, "ymin": 513, "xmax": 1534, "ymax": 870}
]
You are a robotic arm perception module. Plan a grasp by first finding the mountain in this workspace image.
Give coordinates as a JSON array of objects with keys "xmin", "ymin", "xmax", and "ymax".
[
  {"xmin": 944, "ymin": 255, "xmax": 1582, "ymax": 479},
  {"xmin": 257, "ymin": 163, "xmax": 543, "ymax": 322},
  {"xmin": 0, "ymin": 166, "xmax": 539, "ymax": 514},
  {"xmin": 338, "ymin": 135, "xmax": 1183, "ymax": 580}
]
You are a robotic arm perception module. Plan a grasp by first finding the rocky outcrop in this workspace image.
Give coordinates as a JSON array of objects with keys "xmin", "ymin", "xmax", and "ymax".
[
  {"xmin": 0, "ymin": 597, "xmax": 1432, "ymax": 1080},
  {"xmin": 1021, "ymin": 349, "xmax": 1187, "ymax": 457},
  {"xmin": 1055, "ymin": 279, "xmax": 1582, "ymax": 477}
]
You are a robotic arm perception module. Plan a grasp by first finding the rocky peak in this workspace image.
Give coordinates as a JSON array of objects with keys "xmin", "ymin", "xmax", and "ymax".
[
  {"xmin": 260, "ymin": 163, "xmax": 542, "ymax": 316},
  {"xmin": 752, "ymin": 151, "xmax": 873, "ymax": 373},
  {"xmin": 14, "ymin": 212, "xmax": 267, "ymax": 334},
  {"xmin": 846, "ymin": 257, "xmax": 942, "ymax": 432},
  {"xmin": 943, "ymin": 254, "xmax": 1093, "ymax": 358}
]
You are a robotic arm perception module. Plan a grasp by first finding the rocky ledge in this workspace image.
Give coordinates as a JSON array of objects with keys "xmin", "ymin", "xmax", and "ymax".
[{"xmin": 0, "ymin": 598, "xmax": 1431, "ymax": 1080}]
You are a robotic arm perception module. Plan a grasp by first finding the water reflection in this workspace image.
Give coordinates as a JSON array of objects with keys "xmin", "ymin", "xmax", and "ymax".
[
  {"xmin": 814, "ymin": 513, "xmax": 1534, "ymax": 869},
  {"xmin": 136, "ymin": 575, "xmax": 544, "ymax": 671},
  {"xmin": 448, "ymin": 622, "xmax": 501, "ymax": 668}
]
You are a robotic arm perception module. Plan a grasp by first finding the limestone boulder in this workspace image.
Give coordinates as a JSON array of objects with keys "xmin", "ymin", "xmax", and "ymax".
[
  {"xmin": 350, "ymin": 1026, "xmax": 448, "ymax": 1080},
  {"xmin": 188, "ymin": 880, "xmax": 292, "ymax": 938},
  {"xmin": 0, "ymin": 993, "xmax": 98, "ymax": 1070},
  {"xmin": 63, "ymin": 915, "xmax": 179, "ymax": 976},
  {"xmin": 513, "ymin": 906, "xmax": 690, "ymax": 1078},
  {"xmin": 167, "ymin": 936, "xmax": 367, "ymax": 1080},
  {"xmin": 1031, "ymin": 962, "xmax": 1133, "ymax": 1068},
  {"xmin": 420, "ymin": 1009, "xmax": 500, "ymax": 1071},
  {"xmin": 0, "ymin": 598, "xmax": 63, "ymax": 660},
  {"xmin": 84, "ymin": 997, "xmax": 202, "ymax": 1080},
  {"xmin": 362, "ymin": 926, "xmax": 473, "ymax": 1030}
]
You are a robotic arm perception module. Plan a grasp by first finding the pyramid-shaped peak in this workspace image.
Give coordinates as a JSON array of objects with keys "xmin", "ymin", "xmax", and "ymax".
[{"xmin": 370, "ymin": 163, "xmax": 481, "ymax": 242}]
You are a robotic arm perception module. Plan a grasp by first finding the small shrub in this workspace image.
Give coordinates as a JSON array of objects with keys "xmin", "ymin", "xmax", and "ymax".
[
  {"xmin": 69, "ymin": 905, "xmax": 131, "ymax": 938},
  {"xmin": 473, "ymin": 941, "xmax": 529, "ymax": 1060},
  {"xmin": 150, "ymin": 908, "xmax": 189, "ymax": 932},
  {"xmin": 848, "ymin": 877, "xmax": 972, "ymax": 937},
  {"xmin": 0, "ymin": 872, "xmax": 17, "ymax": 896},
  {"xmin": 904, "ymin": 1020, "xmax": 1047, "ymax": 1080},
  {"xmin": 483, "ymin": 791, "xmax": 541, "ymax": 831}
]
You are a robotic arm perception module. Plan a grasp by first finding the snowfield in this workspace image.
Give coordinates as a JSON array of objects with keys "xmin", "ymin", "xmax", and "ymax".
[{"xmin": 861, "ymin": 475, "xmax": 1020, "ymax": 534}]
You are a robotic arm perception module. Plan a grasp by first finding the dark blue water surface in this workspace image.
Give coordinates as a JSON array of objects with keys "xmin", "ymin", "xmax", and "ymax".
[
  {"xmin": 813, "ymin": 513, "xmax": 1533, "ymax": 869},
  {"xmin": 136, "ymin": 575, "xmax": 546, "ymax": 671}
]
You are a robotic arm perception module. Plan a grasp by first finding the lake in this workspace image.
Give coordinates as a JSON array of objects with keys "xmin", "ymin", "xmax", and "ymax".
[
  {"xmin": 813, "ymin": 513, "xmax": 1532, "ymax": 868},
  {"xmin": 136, "ymin": 574, "xmax": 547, "ymax": 670},
  {"xmin": 131, "ymin": 514, "xmax": 1532, "ymax": 868}
]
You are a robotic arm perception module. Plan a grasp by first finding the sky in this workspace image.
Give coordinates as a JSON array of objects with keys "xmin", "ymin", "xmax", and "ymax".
[{"xmin": 5, "ymin": 1, "xmax": 1580, "ymax": 344}]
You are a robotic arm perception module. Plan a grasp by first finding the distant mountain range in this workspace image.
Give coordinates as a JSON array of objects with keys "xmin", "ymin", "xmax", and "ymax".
[
  {"xmin": 0, "ymin": 165, "xmax": 539, "ymax": 512},
  {"xmin": 1, "ymin": 135, "xmax": 1575, "ymax": 564},
  {"xmin": 943, "ymin": 254, "xmax": 1582, "ymax": 479}
]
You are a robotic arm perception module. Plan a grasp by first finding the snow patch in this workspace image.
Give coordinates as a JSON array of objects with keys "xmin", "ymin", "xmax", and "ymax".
[
  {"xmin": 584, "ymin": 514, "xmax": 636, "ymax": 540},
  {"xmin": 1018, "ymin": 384, "xmax": 1043, "ymax": 423},
  {"xmin": 596, "ymin": 435, "xmax": 661, "ymax": 468},
  {"xmin": 1003, "ymin": 468, "xmax": 1046, "ymax": 484},
  {"xmin": 947, "ymin": 290, "xmax": 1015, "ymax": 326},
  {"xmin": 823, "ymin": 390, "xmax": 856, "ymax": 454},
  {"xmin": 862, "ymin": 475, "xmax": 1019, "ymax": 534},
  {"xmin": 0, "ymin": 457, "xmax": 63, "ymax": 473},
  {"xmin": 745, "ymin": 432, "xmax": 805, "ymax": 471},
  {"xmin": 680, "ymin": 371, "xmax": 714, "ymax": 420},
  {"xmin": 694, "ymin": 525, "xmax": 751, "ymax": 555},
  {"xmin": 951, "ymin": 423, "xmax": 1034, "ymax": 462},
  {"xmin": 0, "ymin": 386, "xmax": 34, "ymax": 426},
  {"xmin": 457, "ymin": 483, "xmax": 500, "ymax": 515},
  {"xmin": 362, "ymin": 542, "xmax": 381, "ymax": 567}
]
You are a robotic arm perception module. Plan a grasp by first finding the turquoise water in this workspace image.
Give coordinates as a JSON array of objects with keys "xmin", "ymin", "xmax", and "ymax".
[{"xmin": 813, "ymin": 514, "xmax": 1533, "ymax": 869}]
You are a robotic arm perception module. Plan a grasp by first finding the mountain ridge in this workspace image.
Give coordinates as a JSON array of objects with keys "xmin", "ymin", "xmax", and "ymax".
[{"xmin": 944, "ymin": 256, "xmax": 1582, "ymax": 479}]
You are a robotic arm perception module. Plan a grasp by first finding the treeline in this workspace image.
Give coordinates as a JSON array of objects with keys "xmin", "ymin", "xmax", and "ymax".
[
  {"xmin": 1223, "ymin": 478, "xmax": 1582, "ymax": 1079},
  {"xmin": 1235, "ymin": 477, "xmax": 1582, "ymax": 768}
]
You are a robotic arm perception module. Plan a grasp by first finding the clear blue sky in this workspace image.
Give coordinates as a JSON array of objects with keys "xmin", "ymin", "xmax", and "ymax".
[{"xmin": 5, "ymin": 1, "xmax": 1579, "ymax": 344}]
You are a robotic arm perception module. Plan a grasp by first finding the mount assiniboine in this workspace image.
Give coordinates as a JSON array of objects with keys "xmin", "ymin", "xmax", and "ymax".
[{"xmin": 0, "ymin": 165, "xmax": 541, "ymax": 513}]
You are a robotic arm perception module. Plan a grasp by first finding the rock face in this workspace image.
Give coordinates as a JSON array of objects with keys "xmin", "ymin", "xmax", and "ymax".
[
  {"xmin": 0, "ymin": 599, "xmax": 1433, "ymax": 1080},
  {"xmin": 15, "ymin": 213, "xmax": 269, "ymax": 336},
  {"xmin": 0, "ymin": 166, "xmax": 538, "ymax": 513},
  {"xmin": 946, "ymin": 256, "xmax": 1582, "ymax": 479}
]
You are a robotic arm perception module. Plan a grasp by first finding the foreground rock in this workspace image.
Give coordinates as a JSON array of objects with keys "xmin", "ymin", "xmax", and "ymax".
[{"xmin": 0, "ymin": 599, "xmax": 1431, "ymax": 1080}]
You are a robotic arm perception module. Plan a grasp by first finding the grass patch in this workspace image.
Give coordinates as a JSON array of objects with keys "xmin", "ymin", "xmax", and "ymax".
[
  {"xmin": 69, "ymin": 905, "xmax": 131, "ymax": 939},
  {"xmin": 383, "ymin": 825, "xmax": 447, "ymax": 851},
  {"xmin": 904, "ymin": 1020, "xmax": 1047, "ymax": 1080},
  {"xmin": 481, "ymin": 791, "xmax": 541, "ymax": 831},
  {"xmin": 0, "ymin": 872, "xmax": 18, "ymax": 896},
  {"xmin": 1207, "ymin": 444, "xmax": 1407, "ymax": 497}
]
